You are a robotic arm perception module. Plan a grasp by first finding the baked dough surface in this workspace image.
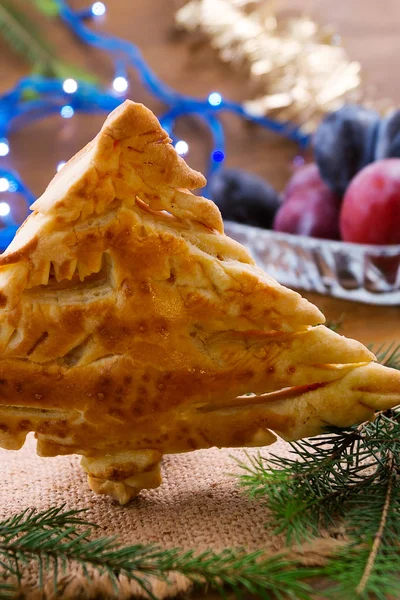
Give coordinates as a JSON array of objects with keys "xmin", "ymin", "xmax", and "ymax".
[{"xmin": 0, "ymin": 101, "xmax": 399, "ymax": 503}]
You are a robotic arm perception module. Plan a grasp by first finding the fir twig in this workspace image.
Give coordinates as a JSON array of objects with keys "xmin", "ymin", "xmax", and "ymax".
[
  {"xmin": 326, "ymin": 315, "xmax": 343, "ymax": 333},
  {"xmin": 236, "ymin": 424, "xmax": 370, "ymax": 544},
  {"xmin": 0, "ymin": 0, "xmax": 97, "ymax": 81},
  {"xmin": 0, "ymin": 0, "xmax": 57, "ymax": 74},
  {"xmin": 356, "ymin": 453, "xmax": 394, "ymax": 596},
  {"xmin": 373, "ymin": 340, "xmax": 400, "ymax": 370},
  {"xmin": 237, "ymin": 340, "xmax": 400, "ymax": 598},
  {"xmin": 31, "ymin": 0, "xmax": 60, "ymax": 17},
  {"xmin": 0, "ymin": 582, "xmax": 14, "ymax": 600},
  {"xmin": 322, "ymin": 476, "xmax": 400, "ymax": 599},
  {"xmin": 0, "ymin": 506, "xmax": 316, "ymax": 600},
  {"xmin": 0, "ymin": 504, "xmax": 91, "ymax": 538}
]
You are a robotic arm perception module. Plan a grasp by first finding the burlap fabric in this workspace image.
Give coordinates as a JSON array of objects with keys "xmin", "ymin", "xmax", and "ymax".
[{"xmin": 0, "ymin": 435, "xmax": 340, "ymax": 598}]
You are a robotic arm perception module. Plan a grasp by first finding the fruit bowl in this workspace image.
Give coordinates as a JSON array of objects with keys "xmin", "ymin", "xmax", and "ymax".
[{"xmin": 225, "ymin": 221, "xmax": 400, "ymax": 306}]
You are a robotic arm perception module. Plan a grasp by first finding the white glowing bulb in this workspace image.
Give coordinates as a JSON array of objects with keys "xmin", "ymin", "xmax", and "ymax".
[
  {"xmin": 60, "ymin": 105, "xmax": 74, "ymax": 119},
  {"xmin": 175, "ymin": 140, "xmax": 189, "ymax": 156},
  {"xmin": 113, "ymin": 76, "xmax": 128, "ymax": 93},
  {"xmin": 208, "ymin": 92, "xmax": 222, "ymax": 106},
  {"xmin": 92, "ymin": 1, "xmax": 106, "ymax": 16},
  {"xmin": 0, "ymin": 139, "xmax": 9, "ymax": 157},
  {"xmin": 0, "ymin": 178, "xmax": 9, "ymax": 192},
  {"xmin": 62, "ymin": 78, "xmax": 78, "ymax": 94},
  {"xmin": 0, "ymin": 202, "xmax": 10, "ymax": 217},
  {"xmin": 57, "ymin": 161, "xmax": 66, "ymax": 172}
]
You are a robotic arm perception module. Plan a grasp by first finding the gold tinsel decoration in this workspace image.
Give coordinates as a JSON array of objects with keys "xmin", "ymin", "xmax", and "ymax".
[{"xmin": 175, "ymin": 0, "xmax": 362, "ymax": 133}]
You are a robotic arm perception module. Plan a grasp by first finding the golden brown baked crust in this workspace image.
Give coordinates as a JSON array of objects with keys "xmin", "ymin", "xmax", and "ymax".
[{"xmin": 0, "ymin": 100, "xmax": 399, "ymax": 503}]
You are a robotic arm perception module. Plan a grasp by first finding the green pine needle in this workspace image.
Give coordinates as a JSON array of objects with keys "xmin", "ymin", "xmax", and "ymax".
[
  {"xmin": 373, "ymin": 340, "xmax": 400, "ymax": 370},
  {"xmin": 0, "ymin": 505, "xmax": 316, "ymax": 600},
  {"xmin": 0, "ymin": 583, "xmax": 14, "ymax": 600},
  {"xmin": 326, "ymin": 316, "xmax": 343, "ymax": 333},
  {"xmin": 323, "ymin": 477, "xmax": 400, "ymax": 599},
  {"xmin": 237, "ymin": 340, "xmax": 400, "ymax": 599},
  {"xmin": 0, "ymin": 0, "xmax": 57, "ymax": 74},
  {"xmin": 0, "ymin": 0, "xmax": 97, "ymax": 82},
  {"xmin": 31, "ymin": 0, "xmax": 60, "ymax": 17}
]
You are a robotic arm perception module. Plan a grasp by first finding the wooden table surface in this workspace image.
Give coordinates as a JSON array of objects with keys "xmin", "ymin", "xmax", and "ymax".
[{"xmin": 2, "ymin": 0, "xmax": 400, "ymax": 346}]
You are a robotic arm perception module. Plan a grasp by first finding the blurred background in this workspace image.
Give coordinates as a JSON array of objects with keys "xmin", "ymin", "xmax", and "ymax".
[
  {"xmin": 1, "ymin": 0, "xmax": 400, "ymax": 339},
  {"xmin": 1, "ymin": 0, "xmax": 400, "ymax": 202}
]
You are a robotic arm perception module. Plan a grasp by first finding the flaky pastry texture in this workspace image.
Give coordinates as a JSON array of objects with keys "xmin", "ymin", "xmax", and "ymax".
[{"xmin": 0, "ymin": 101, "xmax": 399, "ymax": 503}]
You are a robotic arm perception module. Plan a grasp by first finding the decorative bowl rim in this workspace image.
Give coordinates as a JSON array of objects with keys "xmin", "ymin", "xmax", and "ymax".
[{"xmin": 224, "ymin": 222, "xmax": 400, "ymax": 257}]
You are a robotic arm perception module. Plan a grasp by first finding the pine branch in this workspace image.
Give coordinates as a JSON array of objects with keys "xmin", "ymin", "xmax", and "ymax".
[
  {"xmin": 0, "ymin": 0, "xmax": 56, "ymax": 74},
  {"xmin": 356, "ymin": 453, "xmax": 394, "ymax": 595},
  {"xmin": 322, "ymin": 479, "xmax": 400, "ymax": 599},
  {"xmin": 237, "ymin": 340, "xmax": 400, "ymax": 598},
  {"xmin": 326, "ymin": 316, "xmax": 343, "ymax": 333},
  {"xmin": 0, "ymin": 506, "xmax": 316, "ymax": 600},
  {"xmin": 373, "ymin": 340, "xmax": 400, "ymax": 370},
  {"xmin": 0, "ymin": 505, "xmax": 91, "ymax": 539},
  {"xmin": 321, "ymin": 428, "xmax": 400, "ymax": 599},
  {"xmin": 236, "ymin": 424, "xmax": 372, "ymax": 544},
  {"xmin": 0, "ymin": 0, "xmax": 97, "ymax": 82},
  {"xmin": 31, "ymin": 0, "xmax": 60, "ymax": 17},
  {"xmin": 0, "ymin": 582, "xmax": 14, "ymax": 600}
]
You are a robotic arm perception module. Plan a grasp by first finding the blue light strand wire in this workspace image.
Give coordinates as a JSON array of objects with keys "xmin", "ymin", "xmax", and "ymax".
[
  {"xmin": 0, "ymin": 226, "xmax": 19, "ymax": 249},
  {"xmin": 0, "ymin": 0, "xmax": 311, "ymax": 250},
  {"xmin": 204, "ymin": 114, "xmax": 225, "ymax": 180},
  {"xmin": 57, "ymin": 0, "xmax": 179, "ymax": 105},
  {"xmin": 0, "ymin": 167, "xmax": 35, "ymax": 206},
  {"xmin": 57, "ymin": 0, "xmax": 309, "ymax": 147},
  {"xmin": 0, "ymin": 76, "xmax": 122, "ymax": 136},
  {"xmin": 0, "ymin": 167, "xmax": 32, "ymax": 249}
]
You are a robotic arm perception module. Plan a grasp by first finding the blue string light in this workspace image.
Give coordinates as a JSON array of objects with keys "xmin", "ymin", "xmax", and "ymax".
[
  {"xmin": 212, "ymin": 150, "xmax": 225, "ymax": 163},
  {"xmin": 60, "ymin": 105, "xmax": 75, "ymax": 118},
  {"xmin": 91, "ymin": 2, "xmax": 106, "ymax": 17},
  {"xmin": 0, "ymin": 0, "xmax": 311, "ymax": 249},
  {"xmin": 174, "ymin": 141, "xmax": 189, "ymax": 157},
  {"xmin": 0, "ymin": 140, "xmax": 9, "ymax": 157},
  {"xmin": 62, "ymin": 78, "xmax": 78, "ymax": 94},
  {"xmin": 208, "ymin": 92, "xmax": 222, "ymax": 107}
]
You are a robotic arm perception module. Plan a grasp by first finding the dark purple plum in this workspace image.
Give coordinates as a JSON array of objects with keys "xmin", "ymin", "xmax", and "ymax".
[
  {"xmin": 313, "ymin": 104, "xmax": 380, "ymax": 196},
  {"xmin": 209, "ymin": 168, "xmax": 280, "ymax": 228},
  {"xmin": 375, "ymin": 110, "xmax": 400, "ymax": 160}
]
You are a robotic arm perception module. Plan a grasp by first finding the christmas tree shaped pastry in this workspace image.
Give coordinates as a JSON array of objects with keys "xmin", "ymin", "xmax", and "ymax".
[{"xmin": 0, "ymin": 101, "xmax": 399, "ymax": 504}]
